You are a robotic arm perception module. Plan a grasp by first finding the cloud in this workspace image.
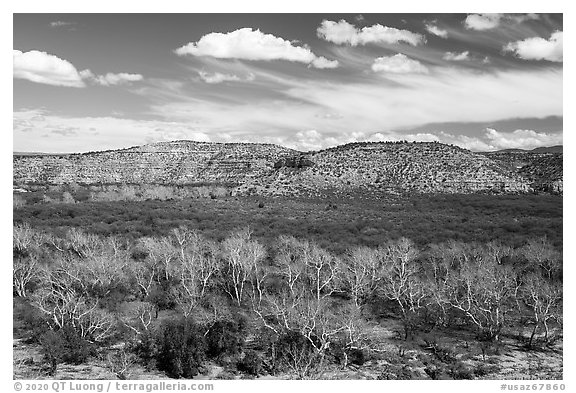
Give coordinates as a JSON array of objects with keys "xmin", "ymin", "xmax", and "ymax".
[
  {"xmin": 13, "ymin": 50, "xmax": 86, "ymax": 87},
  {"xmin": 51, "ymin": 126, "xmax": 79, "ymax": 136},
  {"xmin": 464, "ymin": 14, "xmax": 503, "ymax": 30},
  {"xmin": 483, "ymin": 128, "xmax": 562, "ymax": 150},
  {"xmin": 311, "ymin": 57, "xmax": 340, "ymax": 69},
  {"xmin": 371, "ymin": 54, "xmax": 428, "ymax": 74},
  {"xmin": 504, "ymin": 31, "xmax": 563, "ymax": 62},
  {"xmin": 317, "ymin": 19, "xmax": 424, "ymax": 46},
  {"xmin": 14, "ymin": 107, "xmax": 562, "ymax": 154},
  {"xmin": 442, "ymin": 51, "xmax": 471, "ymax": 61},
  {"xmin": 144, "ymin": 67, "xmax": 561, "ymax": 152},
  {"xmin": 14, "ymin": 49, "xmax": 144, "ymax": 87},
  {"xmin": 198, "ymin": 71, "xmax": 255, "ymax": 84},
  {"xmin": 464, "ymin": 13, "xmax": 540, "ymax": 31},
  {"xmin": 175, "ymin": 28, "xmax": 337, "ymax": 69},
  {"xmin": 50, "ymin": 21, "xmax": 76, "ymax": 28},
  {"xmin": 81, "ymin": 71, "xmax": 144, "ymax": 86},
  {"xmin": 424, "ymin": 23, "xmax": 448, "ymax": 38}
]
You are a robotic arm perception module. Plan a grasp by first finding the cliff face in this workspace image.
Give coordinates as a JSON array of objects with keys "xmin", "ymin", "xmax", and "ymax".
[
  {"xmin": 13, "ymin": 141, "xmax": 296, "ymax": 186},
  {"xmin": 13, "ymin": 140, "xmax": 553, "ymax": 196},
  {"xmin": 235, "ymin": 142, "xmax": 530, "ymax": 197}
]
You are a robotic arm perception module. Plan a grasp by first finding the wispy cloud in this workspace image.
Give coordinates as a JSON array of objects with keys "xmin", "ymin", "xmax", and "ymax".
[
  {"xmin": 81, "ymin": 70, "xmax": 144, "ymax": 86},
  {"xmin": 49, "ymin": 21, "xmax": 76, "ymax": 28},
  {"xmin": 442, "ymin": 51, "xmax": 470, "ymax": 61},
  {"xmin": 464, "ymin": 13, "xmax": 540, "ymax": 31},
  {"xmin": 198, "ymin": 71, "xmax": 255, "ymax": 84}
]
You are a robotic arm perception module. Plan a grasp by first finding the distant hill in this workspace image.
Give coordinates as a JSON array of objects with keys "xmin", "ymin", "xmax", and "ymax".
[
  {"xmin": 489, "ymin": 145, "xmax": 563, "ymax": 154},
  {"xmin": 13, "ymin": 140, "xmax": 562, "ymax": 196},
  {"xmin": 481, "ymin": 146, "xmax": 562, "ymax": 194}
]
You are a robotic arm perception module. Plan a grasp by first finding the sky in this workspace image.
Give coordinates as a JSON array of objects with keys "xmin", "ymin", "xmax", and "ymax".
[{"xmin": 13, "ymin": 13, "xmax": 563, "ymax": 153}]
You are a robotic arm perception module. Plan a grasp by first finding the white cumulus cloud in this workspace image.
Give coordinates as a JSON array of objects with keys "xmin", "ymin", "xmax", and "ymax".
[
  {"xmin": 372, "ymin": 54, "xmax": 428, "ymax": 74},
  {"xmin": 13, "ymin": 49, "xmax": 86, "ymax": 87},
  {"xmin": 317, "ymin": 19, "xmax": 424, "ymax": 46},
  {"xmin": 484, "ymin": 128, "xmax": 562, "ymax": 150},
  {"xmin": 175, "ymin": 28, "xmax": 337, "ymax": 69},
  {"xmin": 14, "ymin": 49, "xmax": 144, "ymax": 87},
  {"xmin": 311, "ymin": 57, "xmax": 340, "ymax": 69},
  {"xmin": 464, "ymin": 14, "xmax": 503, "ymax": 30},
  {"xmin": 504, "ymin": 31, "xmax": 563, "ymax": 62},
  {"xmin": 443, "ymin": 51, "xmax": 471, "ymax": 61}
]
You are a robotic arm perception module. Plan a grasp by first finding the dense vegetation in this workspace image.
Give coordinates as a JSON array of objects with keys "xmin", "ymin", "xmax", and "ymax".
[
  {"xmin": 13, "ymin": 184, "xmax": 563, "ymax": 379},
  {"xmin": 13, "ymin": 214, "xmax": 562, "ymax": 379},
  {"xmin": 13, "ymin": 184, "xmax": 562, "ymax": 254}
]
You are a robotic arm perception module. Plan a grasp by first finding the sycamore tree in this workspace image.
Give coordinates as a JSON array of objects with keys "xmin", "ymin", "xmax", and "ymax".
[
  {"xmin": 377, "ymin": 238, "xmax": 427, "ymax": 340},
  {"xmin": 443, "ymin": 246, "xmax": 516, "ymax": 341}
]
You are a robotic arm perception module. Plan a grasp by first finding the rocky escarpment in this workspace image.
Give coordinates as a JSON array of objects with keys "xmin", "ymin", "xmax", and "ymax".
[
  {"xmin": 13, "ymin": 141, "xmax": 296, "ymax": 186},
  {"xmin": 482, "ymin": 151, "xmax": 563, "ymax": 194},
  {"xmin": 14, "ymin": 140, "xmax": 546, "ymax": 196},
  {"xmin": 235, "ymin": 142, "xmax": 531, "ymax": 197}
]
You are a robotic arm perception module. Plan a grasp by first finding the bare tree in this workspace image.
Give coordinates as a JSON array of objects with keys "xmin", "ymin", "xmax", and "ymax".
[
  {"xmin": 253, "ymin": 236, "xmax": 352, "ymax": 376},
  {"xmin": 221, "ymin": 228, "xmax": 266, "ymax": 306},
  {"xmin": 341, "ymin": 247, "xmax": 380, "ymax": 307},
  {"xmin": 522, "ymin": 274, "xmax": 562, "ymax": 347},
  {"xmin": 30, "ymin": 266, "xmax": 114, "ymax": 343},
  {"xmin": 140, "ymin": 236, "xmax": 178, "ymax": 281},
  {"xmin": 120, "ymin": 301, "xmax": 156, "ymax": 336},
  {"xmin": 13, "ymin": 253, "xmax": 41, "ymax": 297},
  {"xmin": 521, "ymin": 237, "xmax": 562, "ymax": 280},
  {"xmin": 107, "ymin": 349, "xmax": 137, "ymax": 380},
  {"xmin": 444, "ymin": 247, "xmax": 516, "ymax": 341},
  {"xmin": 127, "ymin": 259, "xmax": 159, "ymax": 298},
  {"xmin": 377, "ymin": 238, "xmax": 427, "ymax": 339}
]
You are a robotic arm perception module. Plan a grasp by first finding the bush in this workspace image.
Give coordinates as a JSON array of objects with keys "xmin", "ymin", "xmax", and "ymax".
[
  {"xmin": 206, "ymin": 317, "xmax": 248, "ymax": 360},
  {"xmin": 131, "ymin": 330, "xmax": 158, "ymax": 371},
  {"xmin": 156, "ymin": 318, "xmax": 207, "ymax": 378},
  {"xmin": 237, "ymin": 349, "xmax": 263, "ymax": 376},
  {"xmin": 272, "ymin": 331, "xmax": 321, "ymax": 377},
  {"xmin": 39, "ymin": 327, "xmax": 95, "ymax": 375},
  {"xmin": 449, "ymin": 361, "xmax": 475, "ymax": 380},
  {"xmin": 13, "ymin": 298, "xmax": 49, "ymax": 342}
]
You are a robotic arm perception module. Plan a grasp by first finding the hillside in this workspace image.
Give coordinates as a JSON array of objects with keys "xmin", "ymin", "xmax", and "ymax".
[
  {"xmin": 13, "ymin": 141, "xmax": 296, "ymax": 186},
  {"xmin": 481, "ymin": 150, "xmax": 563, "ymax": 194},
  {"xmin": 13, "ymin": 140, "xmax": 555, "ymax": 196}
]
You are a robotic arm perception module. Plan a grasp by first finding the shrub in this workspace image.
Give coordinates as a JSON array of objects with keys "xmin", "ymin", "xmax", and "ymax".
[
  {"xmin": 206, "ymin": 317, "xmax": 248, "ymax": 360},
  {"xmin": 131, "ymin": 330, "xmax": 158, "ymax": 371},
  {"xmin": 272, "ymin": 331, "xmax": 320, "ymax": 378},
  {"xmin": 155, "ymin": 318, "xmax": 207, "ymax": 378},
  {"xmin": 449, "ymin": 361, "xmax": 475, "ymax": 380},
  {"xmin": 237, "ymin": 349, "xmax": 263, "ymax": 376},
  {"xmin": 39, "ymin": 326, "xmax": 95, "ymax": 375},
  {"xmin": 13, "ymin": 298, "xmax": 49, "ymax": 342}
]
